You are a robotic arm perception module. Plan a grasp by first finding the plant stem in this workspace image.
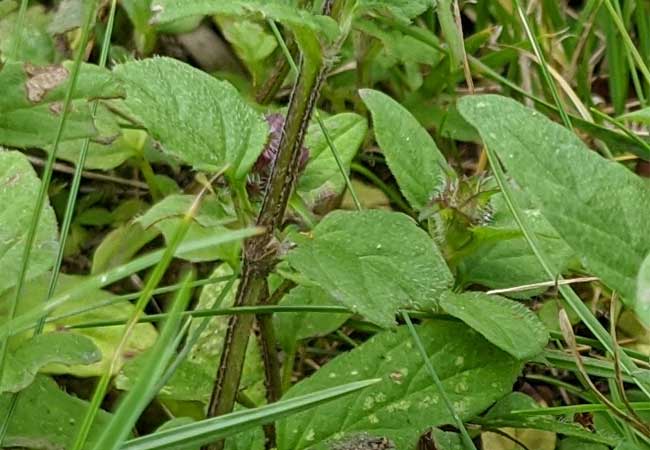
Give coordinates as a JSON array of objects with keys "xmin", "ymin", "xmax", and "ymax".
[
  {"xmin": 255, "ymin": 36, "xmax": 295, "ymax": 105},
  {"xmin": 203, "ymin": 8, "xmax": 333, "ymax": 450},
  {"xmin": 257, "ymin": 280, "xmax": 296, "ymax": 409}
]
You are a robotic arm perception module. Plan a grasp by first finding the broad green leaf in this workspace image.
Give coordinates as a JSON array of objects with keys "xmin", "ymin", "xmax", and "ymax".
[
  {"xmin": 0, "ymin": 273, "xmax": 158, "ymax": 376},
  {"xmin": 114, "ymin": 57, "xmax": 268, "ymax": 180},
  {"xmin": 0, "ymin": 61, "xmax": 124, "ymax": 148},
  {"xmin": 48, "ymin": 0, "xmax": 86, "ymax": 34},
  {"xmin": 1, "ymin": 375, "xmax": 112, "ymax": 449},
  {"xmin": 277, "ymin": 320, "xmax": 522, "ymax": 450},
  {"xmin": 0, "ymin": 5, "xmax": 55, "ymax": 63},
  {"xmin": 137, "ymin": 195, "xmax": 239, "ymax": 264},
  {"xmin": 121, "ymin": 0, "xmax": 157, "ymax": 53},
  {"xmin": 298, "ymin": 113, "xmax": 367, "ymax": 207},
  {"xmin": 458, "ymin": 94, "xmax": 650, "ymax": 325},
  {"xmin": 360, "ymin": 89, "xmax": 449, "ymax": 211},
  {"xmin": 116, "ymin": 266, "xmax": 264, "ymax": 405},
  {"xmin": 458, "ymin": 192, "xmax": 575, "ymax": 296},
  {"xmin": 215, "ymin": 16, "xmax": 277, "ymax": 84},
  {"xmin": 91, "ymin": 222, "xmax": 160, "ymax": 274},
  {"xmin": 273, "ymin": 285, "xmax": 350, "ymax": 351},
  {"xmin": 150, "ymin": 0, "xmax": 339, "ymax": 40},
  {"xmin": 426, "ymin": 430, "xmax": 463, "ymax": 450},
  {"xmin": 356, "ymin": 19, "xmax": 444, "ymax": 67},
  {"xmin": 440, "ymin": 291, "xmax": 548, "ymax": 360},
  {"xmin": 0, "ymin": 150, "xmax": 58, "ymax": 294},
  {"xmin": 357, "ymin": 0, "xmax": 429, "ymax": 21},
  {"xmin": 1, "ymin": 332, "xmax": 100, "ymax": 393},
  {"xmin": 46, "ymin": 114, "xmax": 140, "ymax": 170},
  {"xmin": 137, "ymin": 195, "xmax": 233, "ymax": 229},
  {"xmin": 286, "ymin": 210, "xmax": 453, "ymax": 327},
  {"xmin": 121, "ymin": 379, "xmax": 379, "ymax": 450}
]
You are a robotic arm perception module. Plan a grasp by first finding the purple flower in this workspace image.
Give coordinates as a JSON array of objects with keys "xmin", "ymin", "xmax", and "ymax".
[{"xmin": 253, "ymin": 113, "xmax": 310, "ymax": 179}]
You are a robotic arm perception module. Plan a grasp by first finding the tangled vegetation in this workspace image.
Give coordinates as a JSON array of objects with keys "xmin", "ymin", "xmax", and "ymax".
[{"xmin": 2, "ymin": 0, "xmax": 650, "ymax": 449}]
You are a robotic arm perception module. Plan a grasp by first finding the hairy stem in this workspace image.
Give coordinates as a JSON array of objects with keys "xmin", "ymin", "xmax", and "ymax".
[{"xmin": 203, "ymin": 16, "xmax": 332, "ymax": 450}]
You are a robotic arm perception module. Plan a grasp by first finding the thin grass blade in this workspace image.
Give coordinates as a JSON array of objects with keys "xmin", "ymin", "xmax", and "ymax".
[{"xmin": 121, "ymin": 378, "xmax": 380, "ymax": 450}]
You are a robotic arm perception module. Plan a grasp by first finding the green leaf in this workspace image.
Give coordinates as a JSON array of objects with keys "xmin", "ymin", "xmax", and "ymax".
[
  {"xmin": 215, "ymin": 16, "xmax": 277, "ymax": 84},
  {"xmin": 0, "ymin": 61, "xmax": 124, "ymax": 148},
  {"xmin": 440, "ymin": 291, "xmax": 548, "ymax": 360},
  {"xmin": 357, "ymin": 0, "xmax": 429, "ymax": 21},
  {"xmin": 91, "ymin": 221, "xmax": 160, "ymax": 274},
  {"xmin": 458, "ymin": 94, "xmax": 650, "ymax": 326},
  {"xmin": 1, "ymin": 375, "xmax": 112, "ymax": 449},
  {"xmin": 138, "ymin": 195, "xmax": 233, "ymax": 229},
  {"xmin": 46, "ymin": 113, "xmax": 140, "ymax": 170},
  {"xmin": 458, "ymin": 192, "xmax": 575, "ymax": 296},
  {"xmin": 298, "ymin": 113, "xmax": 368, "ymax": 208},
  {"xmin": 0, "ymin": 5, "xmax": 55, "ymax": 64},
  {"xmin": 273, "ymin": 285, "xmax": 350, "ymax": 351},
  {"xmin": 150, "ymin": 0, "xmax": 339, "ymax": 40},
  {"xmin": 1, "ymin": 332, "xmax": 100, "ymax": 393},
  {"xmin": 137, "ymin": 194, "xmax": 239, "ymax": 264},
  {"xmin": 277, "ymin": 320, "xmax": 522, "ymax": 450},
  {"xmin": 360, "ymin": 89, "xmax": 449, "ymax": 211},
  {"xmin": 0, "ymin": 150, "xmax": 58, "ymax": 294},
  {"xmin": 122, "ymin": 379, "xmax": 379, "ymax": 450},
  {"xmin": 286, "ymin": 210, "xmax": 453, "ymax": 327},
  {"xmin": 114, "ymin": 57, "xmax": 268, "ymax": 180},
  {"xmin": 0, "ymin": 273, "xmax": 158, "ymax": 377}
]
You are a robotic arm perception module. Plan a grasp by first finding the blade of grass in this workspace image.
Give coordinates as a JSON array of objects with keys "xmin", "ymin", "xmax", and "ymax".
[
  {"xmin": 435, "ymin": 0, "xmax": 463, "ymax": 73},
  {"xmin": 35, "ymin": 0, "xmax": 120, "ymax": 336},
  {"xmin": 9, "ymin": 0, "xmax": 28, "ymax": 58},
  {"xmin": 155, "ymin": 275, "xmax": 237, "ymax": 394},
  {"xmin": 485, "ymin": 144, "xmax": 650, "ymax": 399},
  {"xmin": 70, "ymin": 174, "xmax": 231, "ymax": 450},
  {"xmin": 402, "ymin": 312, "xmax": 477, "ymax": 450},
  {"xmin": 0, "ymin": 0, "xmax": 101, "ymax": 442},
  {"xmin": 376, "ymin": 16, "xmax": 650, "ymax": 159},
  {"xmin": 44, "ymin": 275, "xmax": 234, "ymax": 330},
  {"xmin": 90, "ymin": 270, "xmax": 196, "ymax": 450},
  {"xmin": 121, "ymin": 379, "xmax": 380, "ymax": 450},
  {"xmin": 590, "ymin": 107, "xmax": 650, "ymax": 155},
  {"xmin": 0, "ymin": 229, "xmax": 260, "ymax": 341},
  {"xmin": 558, "ymin": 308, "xmax": 650, "ymax": 436},
  {"xmin": 513, "ymin": 0, "xmax": 573, "ymax": 130},
  {"xmin": 511, "ymin": 402, "xmax": 650, "ymax": 416},
  {"xmin": 67, "ymin": 304, "xmax": 353, "ymax": 329},
  {"xmin": 603, "ymin": 0, "xmax": 650, "ymax": 89}
]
